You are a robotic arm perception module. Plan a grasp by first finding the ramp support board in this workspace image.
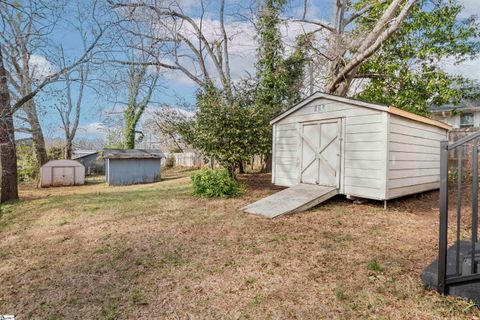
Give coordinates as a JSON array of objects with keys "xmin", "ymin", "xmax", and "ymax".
[{"xmin": 241, "ymin": 184, "xmax": 338, "ymax": 218}]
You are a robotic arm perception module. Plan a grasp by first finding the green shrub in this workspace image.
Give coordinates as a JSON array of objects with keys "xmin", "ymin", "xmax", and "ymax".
[
  {"xmin": 16, "ymin": 144, "xmax": 39, "ymax": 182},
  {"xmin": 191, "ymin": 168, "xmax": 242, "ymax": 197},
  {"xmin": 367, "ymin": 260, "xmax": 383, "ymax": 272}
]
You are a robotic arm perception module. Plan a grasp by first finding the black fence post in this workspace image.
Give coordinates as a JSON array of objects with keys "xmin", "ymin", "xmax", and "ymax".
[
  {"xmin": 471, "ymin": 143, "xmax": 478, "ymax": 274},
  {"xmin": 438, "ymin": 140, "xmax": 449, "ymax": 294},
  {"xmin": 456, "ymin": 150, "xmax": 462, "ymax": 276}
]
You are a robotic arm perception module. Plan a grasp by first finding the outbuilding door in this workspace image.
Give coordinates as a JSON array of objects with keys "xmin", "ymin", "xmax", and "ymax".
[
  {"xmin": 52, "ymin": 167, "xmax": 75, "ymax": 186},
  {"xmin": 300, "ymin": 119, "xmax": 341, "ymax": 187}
]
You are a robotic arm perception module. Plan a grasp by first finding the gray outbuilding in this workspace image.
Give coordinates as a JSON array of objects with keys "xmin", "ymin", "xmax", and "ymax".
[
  {"xmin": 73, "ymin": 151, "xmax": 104, "ymax": 175},
  {"xmin": 103, "ymin": 149, "xmax": 164, "ymax": 186},
  {"xmin": 40, "ymin": 160, "xmax": 85, "ymax": 187}
]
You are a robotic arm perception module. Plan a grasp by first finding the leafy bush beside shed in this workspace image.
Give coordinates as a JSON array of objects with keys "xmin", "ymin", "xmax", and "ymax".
[{"xmin": 191, "ymin": 168, "xmax": 242, "ymax": 197}]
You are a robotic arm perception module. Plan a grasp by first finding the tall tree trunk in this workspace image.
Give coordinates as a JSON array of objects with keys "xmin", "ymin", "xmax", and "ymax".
[
  {"xmin": 124, "ymin": 118, "xmax": 136, "ymax": 149},
  {"xmin": 227, "ymin": 164, "xmax": 236, "ymax": 180},
  {"xmin": 24, "ymin": 99, "xmax": 48, "ymax": 165},
  {"xmin": 65, "ymin": 136, "xmax": 72, "ymax": 159},
  {"xmin": 328, "ymin": 76, "xmax": 353, "ymax": 96},
  {"xmin": 238, "ymin": 161, "xmax": 244, "ymax": 174},
  {"xmin": 308, "ymin": 61, "xmax": 314, "ymax": 95},
  {"xmin": 0, "ymin": 45, "xmax": 18, "ymax": 202},
  {"xmin": 263, "ymin": 153, "xmax": 272, "ymax": 173}
]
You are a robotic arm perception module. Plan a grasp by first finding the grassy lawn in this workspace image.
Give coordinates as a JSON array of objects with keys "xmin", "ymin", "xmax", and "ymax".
[{"xmin": 0, "ymin": 168, "xmax": 479, "ymax": 319}]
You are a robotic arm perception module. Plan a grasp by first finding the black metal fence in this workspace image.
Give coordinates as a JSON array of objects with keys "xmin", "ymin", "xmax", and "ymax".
[{"xmin": 438, "ymin": 132, "xmax": 480, "ymax": 293}]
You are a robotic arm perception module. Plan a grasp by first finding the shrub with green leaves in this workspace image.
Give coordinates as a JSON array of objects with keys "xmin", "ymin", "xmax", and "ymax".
[
  {"xmin": 16, "ymin": 144, "xmax": 39, "ymax": 182},
  {"xmin": 191, "ymin": 168, "xmax": 242, "ymax": 198}
]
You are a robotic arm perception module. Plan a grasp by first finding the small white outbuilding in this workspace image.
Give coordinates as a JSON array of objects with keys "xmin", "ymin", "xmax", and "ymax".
[
  {"xmin": 270, "ymin": 92, "xmax": 452, "ymax": 201},
  {"xmin": 40, "ymin": 160, "xmax": 85, "ymax": 187}
]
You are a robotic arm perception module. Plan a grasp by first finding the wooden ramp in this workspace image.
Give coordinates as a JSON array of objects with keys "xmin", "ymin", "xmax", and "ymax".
[{"xmin": 242, "ymin": 184, "xmax": 338, "ymax": 218}]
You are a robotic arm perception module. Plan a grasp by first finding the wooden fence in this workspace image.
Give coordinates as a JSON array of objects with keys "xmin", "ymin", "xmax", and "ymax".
[
  {"xmin": 172, "ymin": 152, "xmax": 204, "ymax": 167},
  {"xmin": 163, "ymin": 152, "xmax": 265, "ymax": 170}
]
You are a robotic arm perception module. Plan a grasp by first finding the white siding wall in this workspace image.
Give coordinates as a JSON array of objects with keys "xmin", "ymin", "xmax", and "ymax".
[
  {"xmin": 273, "ymin": 122, "xmax": 298, "ymax": 187},
  {"xmin": 431, "ymin": 111, "xmax": 480, "ymax": 129},
  {"xmin": 386, "ymin": 114, "xmax": 447, "ymax": 199},
  {"xmin": 431, "ymin": 113, "xmax": 460, "ymax": 128},
  {"xmin": 273, "ymin": 98, "xmax": 388, "ymax": 199}
]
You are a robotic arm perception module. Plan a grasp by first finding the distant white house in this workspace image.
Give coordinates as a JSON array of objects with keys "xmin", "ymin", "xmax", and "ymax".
[{"xmin": 430, "ymin": 100, "xmax": 480, "ymax": 129}]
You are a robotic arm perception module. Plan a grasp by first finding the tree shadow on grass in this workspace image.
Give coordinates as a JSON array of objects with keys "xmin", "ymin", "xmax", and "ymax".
[
  {"xmin": 161, "ymin": 175, "xmax": 185, "ymax": 182},
  {"xmin": 237, "ymin": 173, "xmax": 284, "ymax": 193},
  {"xmin": 85, "ymin": 178, "xmax": 106, "ymax": 186}
]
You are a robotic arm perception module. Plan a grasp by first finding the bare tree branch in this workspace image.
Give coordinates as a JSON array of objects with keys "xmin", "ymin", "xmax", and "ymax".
[
  {"xmin": 12, "ymin": 24, "xmax": 105, "ymax": 112},
  {"xmin": 287, "ymin": 18, "xmax": 335, "ymax": 32},
  {"xmin": 327, "ymin": 0, "xmax": 418, "ymax": 94},
  {"xmin": 109, "ymin": 0, "xmax": 235, "ymax": 96},
  {"xmin": 344, "ymin": 0, "xmax": 388, "ymax": 26}
]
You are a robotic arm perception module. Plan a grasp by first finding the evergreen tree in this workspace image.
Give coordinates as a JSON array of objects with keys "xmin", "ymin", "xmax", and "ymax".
[
  {"xmin": 177, "ymin": 0, "xmax": 310, "ymax": 176},
  {"xmin": 254, "ymin": 0, "xmax": 308, "ymax": 162},
  {"xmin": 186, "ymin": 84, "xmax": 259, "ymax": 178}
]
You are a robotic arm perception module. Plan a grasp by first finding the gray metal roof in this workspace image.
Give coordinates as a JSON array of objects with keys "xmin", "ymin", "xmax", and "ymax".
[
  {"xmin": 430, "ymin": 100, "xmax": 480, "ymax": 113},
  {"xmin": 103, "ymin": 149, "xmax": 165, "ymax": 159},
  {"xmin": 73, "ymin": 150, "xmax": 99, "ymax": 160}
]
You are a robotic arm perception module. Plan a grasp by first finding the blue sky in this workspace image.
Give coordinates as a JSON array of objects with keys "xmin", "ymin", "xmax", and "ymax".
[
  {"xmin": 20, "ymin": 0, "xmax": 480, "ymax": 142},
  {"xmin": 28, "ymin": 0, "xmax": 340, "ymax": 141}
]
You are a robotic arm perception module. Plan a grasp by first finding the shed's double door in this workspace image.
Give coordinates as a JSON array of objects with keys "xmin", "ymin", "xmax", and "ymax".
[
  {"xmin": 52, "ymin": 167, "xmax": 75, "ymax": 186},
  {"xmin": 300, "ymin": 119, "xmax": 341, "ymax": 188}
]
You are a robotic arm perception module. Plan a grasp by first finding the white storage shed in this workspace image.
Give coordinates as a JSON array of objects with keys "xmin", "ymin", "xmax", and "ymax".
[
  {"xmin": 40, "ymin": 160, "xmax": 85, "ymax": 187},
  {"xmin": 270, "ymin": 92, "xmax": 452, "ymax": 201}
]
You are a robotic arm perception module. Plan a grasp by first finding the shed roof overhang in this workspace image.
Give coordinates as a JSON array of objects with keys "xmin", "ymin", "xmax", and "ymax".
[
  {"xmin": 42, "ymin": 160, "xmax": 84, "ymax": 168},
  {"xmin": 73, "ymin": 151, "xmax": 99, "ymax": 160},
  {"xmin": 270, "ymin": 92, "xmax": 452, "ymax": 131},
  {"xmin": 387, "ymin": 106, "xmax": 451, "ymax": 130},
  {"xmin": 103, "ymin": 149, "xmax": 165, "ymax": 159}
]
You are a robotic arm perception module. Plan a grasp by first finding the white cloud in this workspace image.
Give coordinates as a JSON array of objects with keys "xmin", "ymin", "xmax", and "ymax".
[
  {"xmin": 29, "ymin": 55, "xmax": 54, "ymax": 81},
  {"xmin": 77, "ymin": 122, "xmax": 107, "ymax": 139},
  {"xmin": 145, "ymin": 105, "xmax": 195, "ymax": 118},
  {"xmin": 163, "ymin": 68, "xmax": 198, "ymax": 86},
  {"xmin": 460, "ymin": 0, "xmax": 480, "ymax": 17},
  {"xmin": 442, "ymin": 57, "xmax": 480, "ymax": 80},
  {"xmin": 177, "ymin": 0, "xmax": 201, "ymax": 11}
]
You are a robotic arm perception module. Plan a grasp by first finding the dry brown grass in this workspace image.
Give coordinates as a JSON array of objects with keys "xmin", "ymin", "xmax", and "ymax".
[{"xmin": 0, "ymin": 168, "xmax": 479, "ymax": 319}]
